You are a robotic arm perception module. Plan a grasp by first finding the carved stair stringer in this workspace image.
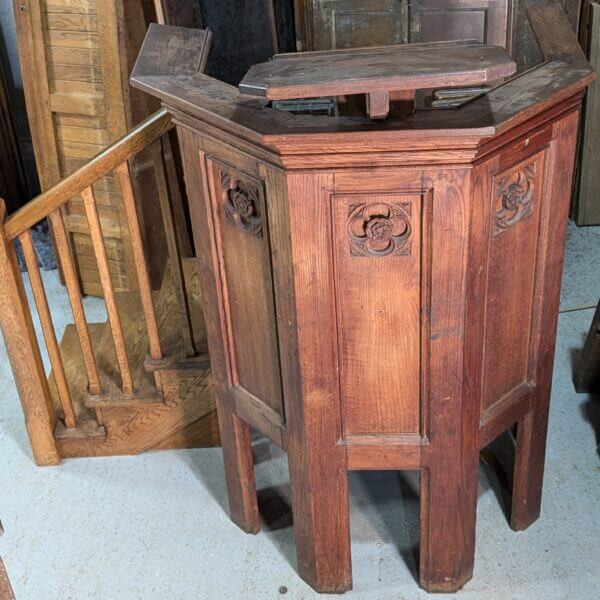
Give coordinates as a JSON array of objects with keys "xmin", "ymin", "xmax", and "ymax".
[{"xmin": 51, "ymin": 257, "xmax": 219, "ymax": 458}]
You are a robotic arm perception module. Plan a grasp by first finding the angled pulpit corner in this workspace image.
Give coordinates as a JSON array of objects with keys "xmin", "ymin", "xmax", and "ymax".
[{"xmin": 131, "ymin": 6, "xmax": 594, "ymax": 594}]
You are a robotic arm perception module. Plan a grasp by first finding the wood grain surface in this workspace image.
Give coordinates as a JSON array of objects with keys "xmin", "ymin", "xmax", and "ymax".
[{"xmin": 239, "ymin": 43, "xmax": 516, "ymax": 100}]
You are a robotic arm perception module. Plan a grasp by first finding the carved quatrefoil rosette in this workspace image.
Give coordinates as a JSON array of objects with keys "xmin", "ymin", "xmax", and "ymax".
[
  {"xmin": 495, "ymin": 164, "xmax": 535, "ymax": 234},
  {"xmin": 221, "ymin": 171, "xmax": 263, "ymax": 238},
  {"xmin": 347, "ymin": 202, "xmax": 412, "ymax": 257}
]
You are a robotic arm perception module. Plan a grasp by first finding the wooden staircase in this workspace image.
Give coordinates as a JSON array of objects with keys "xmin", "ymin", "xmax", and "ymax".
[
  {"xmin": 0, "ymin": 76, "xmax": 220, "ymax": 465},
  {"xmin": 52, "ymin": 258, "xmax": 219, "ymax": 458}
]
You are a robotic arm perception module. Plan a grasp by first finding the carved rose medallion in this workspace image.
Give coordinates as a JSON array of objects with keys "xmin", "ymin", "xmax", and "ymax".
[
  {"xmin": 221, "ymin": 171, "xmax": 263, "ymax": 238},
  {"xmin": 495, "ymin": 164, "xmax": 535, "ymax": 234},
  {"xmin": 347, "ymin": 202, "xmax": 411, "ymax": 257}
]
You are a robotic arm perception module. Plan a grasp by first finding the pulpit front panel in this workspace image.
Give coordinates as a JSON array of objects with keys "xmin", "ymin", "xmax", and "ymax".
[{"xmin": 331, "ymin": 192, "xmax": 425, "ymax": 436}]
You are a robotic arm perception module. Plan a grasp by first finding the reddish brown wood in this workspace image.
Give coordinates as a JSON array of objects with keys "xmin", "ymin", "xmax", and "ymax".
[
  {"xmin": 366, "ymin": 91, "xmax": 390, "ymax": 119},
  {"xmin": 179, "ymin": 133, "xmax": 260, "ymax": 533},
  {"xmin": 283, "ymin": 171, "xmax": 352, "ymax": 593},
  {"xmin": 132, "ymin": 7, "xmax": 592, "ymax": 595},
  {"xmin": 239, "ymin": 42, "xmax": 516, "ymax": 101},
  {"xmin": 511, "ymin": 109, "xmax": 580, "ymax": 531}
]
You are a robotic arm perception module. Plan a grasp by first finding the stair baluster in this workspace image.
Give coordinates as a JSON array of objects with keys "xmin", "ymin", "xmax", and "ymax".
[
  {"xmin": 81, "ymin": 186, "xmax": 134, "ymax": 396},
  {"xmin": 47, "ymin": 210, "xmax": 102, "ymax": 401},
  {"xmin": 117, "ymin": 159, "xmax": 164, "ymax": 391},
  {"xmin": 117, "ymin": 160, "xmax": 162, "ymax": 363},
  {"xmin": 151, "ymin": 138, "xmax": 197, "ymax": 358},
  {"xmin": 19, "ymin": 230, "xmax": 77, "ymax": 429}
]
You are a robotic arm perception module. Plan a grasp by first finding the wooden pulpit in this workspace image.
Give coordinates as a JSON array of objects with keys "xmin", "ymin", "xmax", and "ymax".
[{"xmin": 131, "ymin": 7, "xmax": 594, "ymax": 594}]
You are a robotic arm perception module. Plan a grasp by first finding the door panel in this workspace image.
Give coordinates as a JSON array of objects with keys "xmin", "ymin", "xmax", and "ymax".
[
  {"xmin": 302, "ymin": 0, "xmax": 509, "ymax": 51},
  {"xmin": 414, "ymin": 0, "xmax": 510, "ymax": 47},
  {"xmin": 312, "ymin": 0, "xmax": 408, "ymax": 50}
]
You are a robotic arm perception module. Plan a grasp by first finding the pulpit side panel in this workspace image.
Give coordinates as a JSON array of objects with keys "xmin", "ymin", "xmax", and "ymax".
[
  {"xmin": 205, "ymin": 157, "xmax": 284, "ymax": 417},
  {"xmin": 177, "ymin": 125, "xmax": 285, "ymax": 435},
  {"xmin": 477, "ymin": 114, "xmax": 579, "ymax": 443},
  {"xmin": 480, "ymin": 148, "xmax": 547, "ymax": 414}
]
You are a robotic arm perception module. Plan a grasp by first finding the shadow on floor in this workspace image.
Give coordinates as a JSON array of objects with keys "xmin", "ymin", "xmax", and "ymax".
[
  {"xmin": 182, "ymin": 431, "xmax": 529, "ymax": 587},
  {"xmin": 581, "ymin": 396, "xmax": 600, "ymax": 456},
  {"xmin": 350, "ymin": 469, "xmax": 421, "ymax": 583},
  {"xmin": 480, "ymin": 430, "xmax": 516, "ymax": 524},
  {"xmin": 570, "ymin": 336, "xmax": 600, "ymax": 456}
]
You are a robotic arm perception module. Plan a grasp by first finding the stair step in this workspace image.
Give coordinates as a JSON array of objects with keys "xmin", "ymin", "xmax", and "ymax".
[
  {"xmin": 84, "ymin": 387, "xmax": 164, "ymax": 409},
  {"xmin": 144, "ymin": 352, "xmax": 210, "ymax": 372},
  {"xmin": 54, "ymin": 414, "xmax": 106, "ymax": 441}
]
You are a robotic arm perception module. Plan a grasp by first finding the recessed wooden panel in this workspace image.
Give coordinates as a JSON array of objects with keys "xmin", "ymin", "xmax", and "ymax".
[
  {"xmin": 332, "ymin": 192, "xmax": 424, "ymax": 435},
  {"xmin": 45, "ymin": 12, "xmax": 97, "ymax": 31},
  {"xmin": 43, "ymin": 0, "xmax": 97, "ymax": 14},
  {"xmin": 313, "ymin": 0, "xmax": 408, "ymax": 49},
  {"xmin": 332, "ymin": 11, "xmax": 405, "ymax": 48},
  {"xmin": 209, "ymin": 160, "xmax": 284, "ymax": 416},
  {"xmin": 421, "ymin": 10, "xmax": 486, "ymax": 43},
  {"xmin": 481, "ymin": 151, "xmax": 546, "ymax": 412},
  {"xmin": 416, "ymin": 0, "xmax": 509, "ymax": 47},
  {"xmin": 301, "ymin": 0, "xmax": 509, "ymax": 51},
  {"xmin": 70, "ymin": 232, "xmax": 129, "ymax": 293}
]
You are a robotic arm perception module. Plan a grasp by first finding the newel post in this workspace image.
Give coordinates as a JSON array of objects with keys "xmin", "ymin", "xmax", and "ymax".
[{"xmin": 0, "ymin": 201, "xmax": 60, "ymax": 465}]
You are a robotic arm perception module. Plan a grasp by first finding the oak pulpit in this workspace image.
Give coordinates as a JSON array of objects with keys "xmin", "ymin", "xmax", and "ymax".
[{"xmin": 131, "ymin": 8, "xmax": 594, "ymax": 594}]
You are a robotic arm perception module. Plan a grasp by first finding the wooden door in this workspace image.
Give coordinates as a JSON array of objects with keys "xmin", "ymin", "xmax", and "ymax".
[
  {"xmin": 511, "ymin": 0, "xmax": 583, "ymax": 72},
  {"xmin": 302, "ymin": 0, "xmax": 409, "ymax": 51},
  {"xmin": 296, "ymin": 0, "xmax": 510, "ymax": 51},
  {"xmin": 411, "ymin": 0, "xmax": 510, "ymax": 47},
  {"xmin": 14, "ymin": 0, "xmax": 157, "ymax": 295}
]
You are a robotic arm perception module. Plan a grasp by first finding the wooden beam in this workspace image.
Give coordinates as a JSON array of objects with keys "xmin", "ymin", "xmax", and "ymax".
[
  {"xmin": 19, "ymin": 230, "xmax": 77, "ymax": 429},
  {"xmin": 366, "ymin": 91, "xmax": 390, "ymax": 120},
  {"xmin": 574, "ymin": 1, "xmax": 600, "ymax": 225},
  {"xmin": 0, "ymin": 201, "xmax": 60, "ymax": 465},
  {"xmin": 527, "ymin": 3, "xmax": 586, "ymax": 61}
]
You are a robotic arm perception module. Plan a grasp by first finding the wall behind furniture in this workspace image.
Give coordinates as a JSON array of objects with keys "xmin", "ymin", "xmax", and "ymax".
[
  {"xmin": 0, "ymin": 0, "xmax": 38, "ymax": 203},
  {"xmin": 198, "ymin": 0, "xmax": 296, "ymax": 85}
]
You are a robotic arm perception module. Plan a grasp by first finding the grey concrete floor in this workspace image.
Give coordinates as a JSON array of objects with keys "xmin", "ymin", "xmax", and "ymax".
[{"xmin": 1, "ymin": 221, "xmax": 599, "ymax": 600}]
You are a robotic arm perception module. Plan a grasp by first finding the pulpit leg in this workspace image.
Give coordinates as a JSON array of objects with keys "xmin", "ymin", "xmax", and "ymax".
[
  {"xmin": 287, "ymin": 447, "xmax": 352, "ymax": 593},
  {"xmin": 216, "ymin": 399, "xmax": 260, "ymax": 534},
  {"xmin": 510, "ymin": 404, "xmax": 550, "ymax": 531},
  {"xmin": 419, "ymin": 453, "xmax": 479, "ymax": 593}
]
